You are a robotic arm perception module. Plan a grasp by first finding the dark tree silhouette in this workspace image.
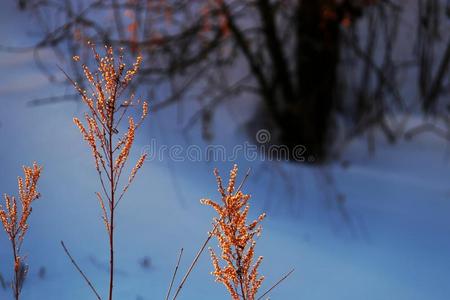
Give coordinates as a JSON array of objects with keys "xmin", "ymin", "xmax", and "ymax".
[{"xmin": 13, "ymin": 0, "xmax": 450, "ymax": 162}]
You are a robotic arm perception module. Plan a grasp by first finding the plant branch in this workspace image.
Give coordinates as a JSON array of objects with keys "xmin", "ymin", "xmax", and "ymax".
[
  {"xmin": 60, "ymin": 241, "xmax": 102, "ymax": 300},
  {"xmin": 256, "ymin": 268, "xmax": 295, "ymax": 300},
  {"xmin": 171, "ymin": 224, "xmax": 218, "ymax": 300},
  {"xmin": 165, "ymin": 248, "xmax": 184, "ymax": 300}
]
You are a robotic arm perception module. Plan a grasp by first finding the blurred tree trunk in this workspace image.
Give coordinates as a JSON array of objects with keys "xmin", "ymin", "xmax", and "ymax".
[
  {"xmin": 278, "ymin": 0, "xmax": 341, "ymax": 162},
  {"xmin": 22, "ymin": 0, "xmax": 374, "ymax": 164}
]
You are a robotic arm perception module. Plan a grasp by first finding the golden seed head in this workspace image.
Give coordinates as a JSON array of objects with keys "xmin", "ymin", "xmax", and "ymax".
[
  {"xmin": 0, "ymin": 163, "xmax": 42, "ymax": 243},
  {"xmin": 203, "ymin": 165, "xmax": 265, "ymax": 299},
  {"xmin": 142, "ymin": 101, "xmax": 149, "ymax": 119},
  {"xmin": 72, "ymin": 45, "xmax": 146, "ymax": 215}
]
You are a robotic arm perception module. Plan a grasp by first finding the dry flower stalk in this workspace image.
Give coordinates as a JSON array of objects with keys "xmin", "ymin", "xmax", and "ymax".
[
  {"xmin": 71, "ymin": 43, "xmax": 148, "ymax": 300},
  {"xmin": 201, "ymin": 164, "xmax": 266, "ymax": 300},
  {"xmin": 0, "ymin": 162, "xmax": 42, "ymax": 300}
]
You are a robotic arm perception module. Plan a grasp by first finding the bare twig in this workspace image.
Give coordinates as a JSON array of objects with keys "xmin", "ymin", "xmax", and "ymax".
[
  {"xmin": 236, "ymin": 168, "xmax": 251, "ymax": 193},
  {"xmin": 165, "ymin": 248, "xmax": 184, "ymax": 300},
  {"xmin": 27, "ymin": 94, "xmax": 78, "ymax": 106},
  {"xmin": 256, "ymin": 269, "xmax": 295, "ymax": 300},
  {"xmin": 171, "ymin": 225, "xmax": 217, "ymax": 300},
  {"xmin": 60, "ymin": 241, "xmax": 102, "ymax": 300}
]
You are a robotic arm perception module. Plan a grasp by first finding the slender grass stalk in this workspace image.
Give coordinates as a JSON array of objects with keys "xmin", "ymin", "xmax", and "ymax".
[
  {"xmin": 11, "ymin": 235, "xmax": 20, "ymax": 300},
  {"xmin": 0, "ymin": 163, "xmax": 42, "ymax": 300},
  {"xmin": 165, "ymin": 248, "xmax": 183, "ymax": 300},
  {"xmin": 60, "ymin": 241, "xmax": 102, "ymax": 300},
  {"xmin": 256, "ymin": 269, "xmax": 295, "ymax": 300},
  {"xmin": 171, "ymin": 225, "xmax": 217, "ymax": 300},
  {"xmin": 69, "ymin": 43, "xmax": 148, "ymax": 300}
]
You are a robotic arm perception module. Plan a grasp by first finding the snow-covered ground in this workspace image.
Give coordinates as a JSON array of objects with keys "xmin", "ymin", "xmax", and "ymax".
[{"xmin": 1, "ymin": 2, "xmax": 450, "ymax": 299}]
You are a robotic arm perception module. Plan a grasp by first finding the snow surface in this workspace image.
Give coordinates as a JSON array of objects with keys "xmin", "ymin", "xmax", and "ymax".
[{"xmin": 1, "ymin": 1, "xmax": 450, "ymax": 299}]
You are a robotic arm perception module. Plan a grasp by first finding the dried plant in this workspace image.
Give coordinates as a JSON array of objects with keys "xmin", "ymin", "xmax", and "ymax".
[
  {"xmin": 0, "ymin": 162, "xmax": 42, "ymax": 300},
  {"xmin": 70, "ymin": 43, "xmax": 148, "ymax": 300},
  {"xmin": 201, "ymin": 164, "xmax": 266, "ymax": 300}
]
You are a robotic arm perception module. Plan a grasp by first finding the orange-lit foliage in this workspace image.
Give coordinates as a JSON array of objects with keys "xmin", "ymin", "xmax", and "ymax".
[
  {"xmin": 71, "ymin": 43, "xmax": 148, "ymax": 300},
  {"xmin": 0, "ymin": 162, "xmax": 42, "ymax": 300},
  {"xmin": 202, "ymin": 164, "xmax": 266, "ymax": 300},
  {"xmin": 321, "ymin": 0, "xmax": 379, "ymax": 28}
]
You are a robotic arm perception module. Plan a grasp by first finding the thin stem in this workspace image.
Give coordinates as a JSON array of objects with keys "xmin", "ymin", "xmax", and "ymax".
[
  {"xmin": 11, "ymin": 238, "xmax": 19, "ymax": 300},
  {"xmin": 236, "ymin": 251, "xmax": 247, "ymax": 300},
  {"xmin": 256, "ymin": 269, "xmax": 295, "ymax": 300},
  {"xmin": 58, "ymin": 65, "xmax": 107, "ymax": 130},
  {"xmin": 108, "ymin": 116, "xmax": 115, "ymax": 300},
  {"xmin": 171, "ymin": 222, "xmax": 220, "ymax": 300},
  {"xmin": 236, "ymin": 168, "xmax": 251, "ymax": 194},
  {"xmin": 235, "ymin": 169, "xmax": 252, "ymax": 299},
  {"xmin": 108, "ymin": 205, "xmax": 115, "ymax": 300},
  {"xmin": 60, "ymin": 241, "xmax": 102, "ymax": 300},
  {"xmin": 165, "ymin": 248, "xmax": 184, "ymax": 300}
]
